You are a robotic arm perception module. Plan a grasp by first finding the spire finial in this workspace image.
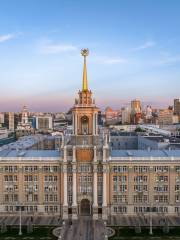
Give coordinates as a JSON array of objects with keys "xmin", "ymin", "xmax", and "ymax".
[{"xmin": 81, "ymin": 48, "xmax": 89, "ymax": 91}]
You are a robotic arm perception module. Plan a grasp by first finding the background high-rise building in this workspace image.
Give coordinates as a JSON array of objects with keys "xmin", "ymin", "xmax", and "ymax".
[
  {"xmin": 174, "ymin": 99, "xmax": 180, "ymax": 121},
  {"xmin": 36, "ymin": 116, "xmax": 53, "ymax": 130},
  {"xmin": 121, "ymin": 107, "xmax": 131, "ymax": 124},
  {"xmin": 3, "ymin": 112, "xmax": 20, "ymax": 130},
  {"xmin": 131, "ymin": 99, "xmax": 142, "ymax": 124},
  {"xmin": 158, "ymin": 109, "xmax": 179, "ymax": 125},
  {"xmin": 8, "ymin": 112, "xmax": 14, "ymax": 131},
  {"xmin": 0, "ymin": 113, "xmax": 4, "ymax": 127}
]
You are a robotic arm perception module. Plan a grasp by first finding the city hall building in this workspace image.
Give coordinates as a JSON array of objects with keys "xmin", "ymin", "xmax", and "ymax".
[{"xmin": 1, "ymin": 49, "xmax": 180, "ymax": 224}]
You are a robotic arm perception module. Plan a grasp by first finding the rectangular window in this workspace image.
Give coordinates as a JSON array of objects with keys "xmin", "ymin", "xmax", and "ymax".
[{"xmin": 134, "ymin": 166, "xmax": 149, "ymax": 173}]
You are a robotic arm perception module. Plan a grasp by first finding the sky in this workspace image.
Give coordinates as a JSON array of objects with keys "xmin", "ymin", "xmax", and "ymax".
[{"xmin": 0, "ymin": 0, "xmax": 180, "ymax": 112}]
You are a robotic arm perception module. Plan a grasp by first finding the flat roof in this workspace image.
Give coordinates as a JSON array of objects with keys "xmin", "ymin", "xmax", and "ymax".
[
  {"xmin": 111, "ymin": 149, "xmax": 180, "ymax": 158},
  {"xmin": 0, "ymin": 150, "xmax": 61, "ymax": 158},
  {"xmin": 0, "ymin": 134, "xmax": 58, "ymax": 151},
  {"xmin": 144, "ymin": 136, "xmax": 180, "ymax": 144}
]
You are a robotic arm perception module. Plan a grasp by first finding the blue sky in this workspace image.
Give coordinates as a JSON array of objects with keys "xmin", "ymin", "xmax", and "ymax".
[{"xmin": 0, "ymin": 0, "xmax": 180, "ymax": 112}]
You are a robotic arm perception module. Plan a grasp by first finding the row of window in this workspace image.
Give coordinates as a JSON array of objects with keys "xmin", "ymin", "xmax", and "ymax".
[
  {"xmin": 154, "ymin": 195, "xmax": 168, "ymax": 203},
  {"xmin": 134, "ymin": 206, "xmax": 168, "ymax": 213},
  {"xmin": 78, "ymin": 186, "xmax": 92, "ymax": 193},
  {"xmin": 112, "ymin": 166, "xmax": 180, "ymax": 173},
  {"xmin": 113, "ymin": 176, "xmax": 127, "ymax": 182},
  {"xmin": 25, "ymin": 194, "xmax": 38, "ymax": 202},
  {"xmin": 2, "ymin": 165, "xmax": 180, "ymax": 173},
  {"xmin": 2, "ymin": 166, "xmax": 59, "ymax": 173},
  {"xmin": 4, "ymin": 185, "xmax": 18, "ymax": 192},
  {"xmin": 113, "ymin": 184, "xmax": 127, "ymax": 192},
  {"xmin": 113, "ymin": 195, "xmax": 127, "ymax": 203},
  {"xmin": 113, "ymin": 175, "xmax": 169, "ymax": 183},
  {"xmin": 4, "ymin": 205, "xmax": 59, "ymax": 213},
  {"xmin": 4, "ymin": 194, "xmax": 18, "ymax": 202},
  {"xmin": 25, "ymin": 175, "xmax": 58, "ymax": 182},
  {"xmin": 134, "ymin": 176, "xmax": 148, "ymax": 182},
  {"xmin": 79, "ymin": 175, "xmax": 92, "ymax": 182},
  {"xmin": 154, "ymin": 185, "xmax": 168, "ymax": 192},
  {"xmin": 68, "ymin": 175, "xmax": 103, "ymax": 182},
  {"xmin": 4, "ymin": 193, "xmax": 58, "ymax": 203},
  {"xmin": 113, "ymin": 184, "xmax": 179, "ymax": 193},
  {"xmin": 4, "ymin": 184, "xmax": 58, "ymax": 193},
  {"xmin": 44, "ymin": 175, "xmax": 58, "ymax": 182},
  {"xmin": 4, "ymin": 175, "xmax": 58, "ymax": 182},
  {"xmin": 5, "ymin": 205, "xmax": 38, "ymax": 212},
  {"xmin": 44, "ymin": 185, "xmax": 58, "ymax": 192},
  {"xmin": 113, "ymin": 175, "xmax": 173, "ymax": 183},
  {"xmin": 114, "ymin": 206, "xmax": 169, "ymax": 213},
  {"xmin": 112, "ymin": 194, "xmax": 180, "ymax": 203},
  {"xmin": 134, "ymin": 195, "xmax": 148, "ymax": 203},
  {"xmin": 4, "ymin": 205, "xmax": 180, "ymax": 214},
  {"xmin": 44, "ymin": 194, "xmax": 58, "ymax": 202}
]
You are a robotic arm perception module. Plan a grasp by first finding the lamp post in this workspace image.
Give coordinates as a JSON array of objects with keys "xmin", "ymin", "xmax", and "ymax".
[
  {"xmin": 16, "ymin": 202, "xmax": 23, "ymax": 236},
  {"xmin": 149, "ymin": 205, "xmax": 153, "ymax": 235},
  {"xmin": 104, "ymin": 221, "xmax": 108, "ymax": 240},
  {"xmin": 58, "ymin": 220, "xmax": 65, "ymax": 240}
]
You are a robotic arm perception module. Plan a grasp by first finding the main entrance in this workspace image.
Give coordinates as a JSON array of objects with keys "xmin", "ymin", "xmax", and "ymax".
[{"xmin": 80, "ymin": 199, "xmax": 91, "ymax": 215}]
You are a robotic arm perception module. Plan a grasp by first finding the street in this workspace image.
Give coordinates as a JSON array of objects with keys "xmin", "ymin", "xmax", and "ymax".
[{"xmin": 63, "ymin": 216, "xmax": 105, "ymax": 240}]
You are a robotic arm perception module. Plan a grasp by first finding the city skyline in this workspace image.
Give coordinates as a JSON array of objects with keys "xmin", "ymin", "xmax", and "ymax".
[{"xmin": 0, "ymin": 0, "xmax": 180, "ymax": 112}]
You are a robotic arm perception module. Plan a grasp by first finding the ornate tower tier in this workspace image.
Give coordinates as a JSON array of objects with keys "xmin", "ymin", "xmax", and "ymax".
[{"xmin": 72, "ymin": 49, "xmax": 99, "ymax": 137}]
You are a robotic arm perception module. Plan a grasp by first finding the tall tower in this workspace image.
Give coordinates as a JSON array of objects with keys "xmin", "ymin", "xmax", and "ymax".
[
  {"xmin": 63, "ymin": 49, "xmax": 104, "ymax": 221},
  {"xmin": 72, "ymin": 49, "xmax": 99, "ymax": 137}
]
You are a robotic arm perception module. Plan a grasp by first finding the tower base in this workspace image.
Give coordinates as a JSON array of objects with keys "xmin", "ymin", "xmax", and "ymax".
[
  {"xmin": 93, "ymin": 205, "xmax": 98, "ymax": 220},
  {"xmin": 102, "ymin": 206, "xmax": 108, "ymax": 220},
  {"xmin": 62, "ymin": 206, "xmax": 68, "ymax": 220},
  {"xmin": 72, "ymin": 205, "xmax": 78, "ymax": 220}
]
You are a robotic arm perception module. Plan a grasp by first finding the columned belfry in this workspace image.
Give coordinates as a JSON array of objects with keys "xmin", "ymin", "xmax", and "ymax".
[{"xmin": 72, "ymin": 49, "xmax": 99, "ymax": 136}]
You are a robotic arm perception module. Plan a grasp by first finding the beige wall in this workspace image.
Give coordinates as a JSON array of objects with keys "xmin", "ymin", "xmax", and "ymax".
[{"xmin": 0, "ymin": 156, "xmax": 180, "ymax": 217}]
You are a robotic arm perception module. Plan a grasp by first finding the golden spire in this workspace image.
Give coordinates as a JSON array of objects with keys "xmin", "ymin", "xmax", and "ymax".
[{"xmin": 81, "ymin": 48, "xmax": 89, "ymax": 91}]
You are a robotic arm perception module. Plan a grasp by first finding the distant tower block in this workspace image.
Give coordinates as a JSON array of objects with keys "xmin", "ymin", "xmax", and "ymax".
[{"xmin": 22, "ymin": 106, "xmax": 29, "ymax": 124}]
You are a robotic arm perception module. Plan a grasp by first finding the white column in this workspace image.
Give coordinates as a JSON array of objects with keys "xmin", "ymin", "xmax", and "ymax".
[
  {"xmin": 73, "ymin": 113, "xmax": 75, "ymax": 134},
  {"xmin": 61, "ymin": 134, "xmax": 64, "ymax": 147},
  {"xmin": 105, "ymin": 134, "xmax": 108, "ymax": 146},
  {"xmin": 96, "ymin": 113, "xmax": 98, "ymax": 135},
  {"xmin": 93, "ymin": 166, "xmax": 98, "ymax": 206},
  {"xmin": 103, "ymin": 146, "xmax": 106, "ymax": 162},
  {"xmin": 93, "ymin": 146, "xmax": 97, "ymax": 162},
  {"xmin": 93, "ymin": 113, "xmax": 95, "ymax": 135},
  {"xmin": 63, "ymin": 146, "xmax": 68, "ymax": 206},
  {"xmin": 63, "ymin": 146, "xmax": 67, "ymax": 162},
  {"xmin": 102, "ymin": 166, "xmax": 107, "ymax": 207},
  {"xmin": 76, "ymin": 113, "xmax": 78, "ymax": 135},
  {"xmin": 63, "ymin": 166, "xmax": 68, "ymax": 206},
  {"xmin": 72, "ymin": 165, "xmax": 77, "ymax": 206},
  {"xmin": 73, "ymin": 113, "xmax": 75, "ymax": 135},
  {"xmin": 73, "ymin": 146, "xmax": 76, "ymax": 162}
]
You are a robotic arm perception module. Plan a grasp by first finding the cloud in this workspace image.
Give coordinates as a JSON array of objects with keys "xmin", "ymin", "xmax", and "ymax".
[
  {"xmin": 41, "ymin": 43, "xmax": 78, "ymax": 54},
  {"xmin": 132, "ymin": 40, "xmax": 156, "ymax": 51},
  {"xmin": 0, "ymin": 34, "xmax": 15, "ymax": 43}
]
